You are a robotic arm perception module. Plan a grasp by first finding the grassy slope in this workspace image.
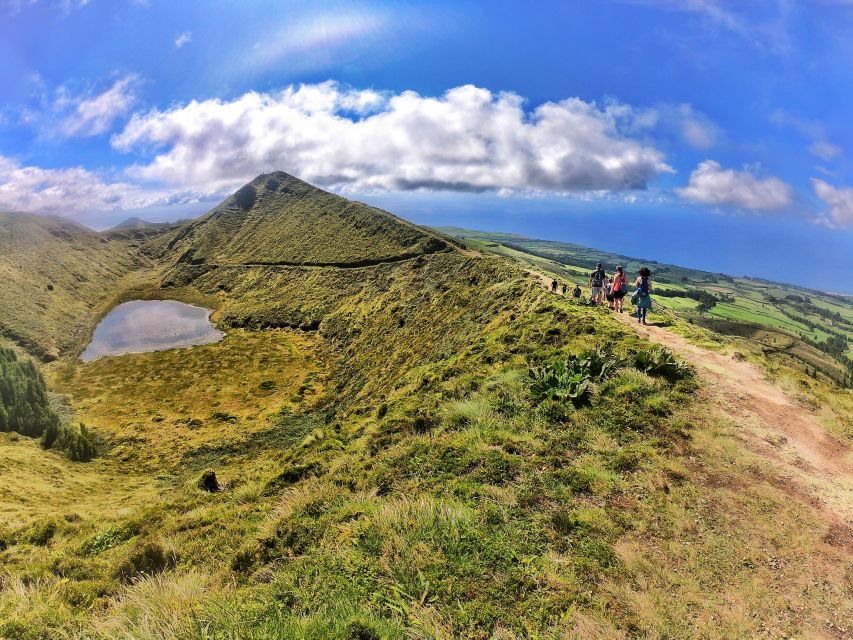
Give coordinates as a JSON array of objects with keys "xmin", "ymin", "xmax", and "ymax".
[
  {"xmin": 0, "ymin": 212, "xmax": 156, "ymax": 360},
  {"xmin": 0, "ymin": 184, "xmax": 850, "ymax": 639},
  {"xmin": 148, "ymin": 172, "xmax": 454, "ymax": 267},
  {"xmin": 444, "ymin": 227, "xmax": 853, "ymax": 384}
]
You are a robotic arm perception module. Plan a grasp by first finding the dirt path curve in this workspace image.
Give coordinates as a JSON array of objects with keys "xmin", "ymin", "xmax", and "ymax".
[{"xmin": 620, "ymin": 315, "xmax": 852, "ymax": 523}]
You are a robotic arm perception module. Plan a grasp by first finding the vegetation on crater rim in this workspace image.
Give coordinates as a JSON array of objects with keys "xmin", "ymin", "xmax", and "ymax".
[{"xmin": 0, "ymin": 174, "xmax": 849, "ymax": 639}]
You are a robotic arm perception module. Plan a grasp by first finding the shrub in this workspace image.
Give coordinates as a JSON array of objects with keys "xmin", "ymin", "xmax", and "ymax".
[
  {"xmin": 82, "ymin": 524, "xmax": 133, "ymax": 556},
  {"xmin": 115, "ymin": 539, "xmax": 176, "ymax": 582},
  {"xmin": 529, "ymin": 360, "xmax": 591, "ymax": 405},
  {"xmin": 529, "ymin": 346, "xmax": 625, "ymax": 407},
  {"xmin": 198, "ymin": 469, "xmax": 220, "ymax": 493},
  {"xmin": 24, "ymin": 519, "xmax": 57, "ymax": 546},
  {"xmin": 346, "ymin": 619, "xmax": 381, "ymax": 640},
  {"xmin": 43, "ymin": 422, "xmax": 97, "ymax": 462},
  {"xmin": 633, "ymin": 346, "xmax": 693, "ymax": 381},
  {"xmin": 0, "ymin": 347, "xmax": 60, "ymax": 439}
]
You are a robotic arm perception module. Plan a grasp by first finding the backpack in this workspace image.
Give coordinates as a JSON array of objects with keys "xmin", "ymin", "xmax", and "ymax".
[
  {"xmin": 638, "ymin": 277, "xmax": 650, "ymax": 295},
  {"xmin": 591, "ymin": 270, "xmax": 604, "ymax": 287}
]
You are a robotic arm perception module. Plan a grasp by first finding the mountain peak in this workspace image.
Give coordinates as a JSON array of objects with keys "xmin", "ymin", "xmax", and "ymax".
[{"xmin": 155, "ymin": 172, "xmax": 453, "ymax": 267}]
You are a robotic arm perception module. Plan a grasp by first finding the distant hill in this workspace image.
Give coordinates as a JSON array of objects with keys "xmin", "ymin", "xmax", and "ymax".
[
  {"xmin": 0, "ymin": 212, "xmax": 149, "ymax": 360},
  {"xmin": 149, "ymin": 171, "xmax": 455, "ymax": 268},
  {"xmin": 111, "ymin": 217, "xmax": 171, "ymax": 230},
  {"xmin": 443, "ymin": 226, "xmax": 853, "ymax": 385}
]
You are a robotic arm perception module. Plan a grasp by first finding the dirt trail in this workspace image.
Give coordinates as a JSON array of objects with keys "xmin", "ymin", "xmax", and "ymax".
[
  {"xmin": 533, "ymin": 273, "xmax": 852, "ymax": 521},
  {"xmin": 622, "ymin": 315, "xmax": 852, "ymax": 523}
]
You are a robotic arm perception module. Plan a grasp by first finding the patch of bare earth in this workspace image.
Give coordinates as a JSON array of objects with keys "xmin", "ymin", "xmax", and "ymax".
[{"xmin": 627, "ymin": 317, "xmax": 852, "ymax": 525}]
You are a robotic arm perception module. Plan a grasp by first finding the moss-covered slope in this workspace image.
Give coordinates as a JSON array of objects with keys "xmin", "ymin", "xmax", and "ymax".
[
  {"xmin": 0, "ymin": 212, "xmax": 150, "ymax": 360},
  {"xmin": 149, "ymin": 172, "xmax": 454, "ymax": 268}
]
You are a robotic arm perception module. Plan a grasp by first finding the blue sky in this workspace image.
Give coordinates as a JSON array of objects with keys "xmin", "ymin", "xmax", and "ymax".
[{"xmin": 1, "ymin": 0, "xmax": 852, "ymax": 291}]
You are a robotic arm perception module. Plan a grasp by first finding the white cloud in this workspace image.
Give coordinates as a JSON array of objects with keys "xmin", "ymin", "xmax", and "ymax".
[
  {"xmin": 811, "ymin": 178, "xmax": 853, "ymax": 228},
  {"xmin": 175, "ymin": 31, "xmax": 192, "ymax": 48},
  {"xmin": 809, "ymin": 140, "xmax": 842, "ymax": 162},
  {"xmin": 0, "ymin": 155, "xmax": 203, "ymax": 216},
  {"xmin": 677, "ymin": 160, "xmax": 793, "ymax": 211},
  {"xmin": 112, "ymin": 82, "xmax": 673, "ymax": 196},
  {"xmin": 58, "ymin": 75, "xmax": 139, "ymax": 137}
]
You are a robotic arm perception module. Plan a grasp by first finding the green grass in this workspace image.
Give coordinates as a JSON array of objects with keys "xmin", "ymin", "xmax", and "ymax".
[
  {"xmin": 0, "ymin": 211, "xmax": 163, "ymax": 361},
  {"xmin": 444, "ymin": 227, "xmax": 853, "ymax": 386},
  {"xmin": 1, "ymin": 180, "xmax": 851, "ymax": 638},
  {"xmin": 148, "ymin": 172, "xmax": 457, "ymax": 268}
]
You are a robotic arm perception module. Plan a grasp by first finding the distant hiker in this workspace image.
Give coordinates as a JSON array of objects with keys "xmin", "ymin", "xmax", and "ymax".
[
  {"xmin": 561, "ymin": 283, "xmax": 568, "ymax": 296},
  {"xmin": 611, "ymin": 265, "xmax": 628, "ymax": 314},
  {"xmin": 588, "ymin": 263, "xmax": 606, "ymax": 304},
  {"xmin": 632, "ymin": 267, "xmax": 653, "ymax": 324},
  {"xmin": 551, "ymin": 279, "xmax": 558, "ymax": 293},
  {"xmin": 605, "ymin": 277, "xmax": 615, "ymax": 309},
  {"xmin": 572, "ymin": 284, "xmax": 582, "ymax": 298}
]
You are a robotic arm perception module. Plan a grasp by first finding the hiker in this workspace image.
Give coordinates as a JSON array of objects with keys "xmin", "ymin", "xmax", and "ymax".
[
  {"xmin": 550, "ymin": 279, "xmax": 558, "ymax": 293},
  {"xmin": 605, "ymin": 277, "xmax": 615, "ymax": 309},
  {"xmin": 572, "ymin": 284, "xmax": 582, "ymax": 298},
  {"xmin": 588, "ymin": 263, "xmax": 606, "ymax": 304},
  {"xmin": 632, "ymin": 267, "xmax": 653, "ymax": 324},
  {"xmin": 611, "ymin": 265, "xmax": 628, "ymax": 313},
  {"xmin": 561, "ymin": 283, "xmax": 568, "ymax": 296}
]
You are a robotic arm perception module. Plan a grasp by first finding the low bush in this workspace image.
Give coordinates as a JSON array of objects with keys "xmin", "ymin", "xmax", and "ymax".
[
  {"xmin": 114, "ymin": 538, "xmax": 176, "ymax": 582},
  {"xmin": 633, "ymin": 346, "xmax": 693, "ymax": 381},
  {"xmin": 529, "ymin": 346, "xmax": 624, "ymax": 406},
  {"xmin": 42, "ymin": 422, "xmax": 97, "ymax": 462}
]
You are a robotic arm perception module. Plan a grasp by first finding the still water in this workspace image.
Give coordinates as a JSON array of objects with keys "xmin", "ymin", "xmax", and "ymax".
[{"xmin": 81, "ymin": 300, "xmax": 223, "ymax": 361}]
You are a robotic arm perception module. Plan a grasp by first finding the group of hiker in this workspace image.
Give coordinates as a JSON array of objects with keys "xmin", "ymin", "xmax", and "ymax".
[{"xmin": 550, "ymin": 263, "xmax": 653, "ymax": 324}]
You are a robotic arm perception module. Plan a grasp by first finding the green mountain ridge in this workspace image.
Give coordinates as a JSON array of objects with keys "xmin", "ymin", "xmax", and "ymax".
[
  {"xmin": 0, "ymin": 175, "xmax": 850, "ymax": 639},
  {"xmin": 441, "ymin": 226, "xmax": 853, "ymax": 386},
  {"xmin": 149, "ymin": 172, "xmax": 455, "ymax": 269},
  {"xmin": 0, "ymin": 211, "xmax": 153, "ymax": 360}
]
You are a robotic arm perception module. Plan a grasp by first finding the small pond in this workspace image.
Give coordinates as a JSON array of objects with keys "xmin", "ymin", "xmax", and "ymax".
[{"xmin": 81, "ymin": 300, "xmax": 224, "ymax": 361}]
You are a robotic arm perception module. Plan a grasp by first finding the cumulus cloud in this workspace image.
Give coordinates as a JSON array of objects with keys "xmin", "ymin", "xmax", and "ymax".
[
  {"xmin": 175, "ymin": 31, "xmax": 192, "ymax": 48},
  {"xmin": 58, "ymin": 75, "xmax": 139, "ymax": 137},
  {"xmin": 112, "ymin": 82, "xmax": 673, "ymax": 195},
  {"xmin": 812, "ymin": 178, "xmax": 853, "ymax": 228},
  {"xmin": 0, "ymin": 155, "xmax": 201, "ymax": 216},
  {"xmin": 677, "ymin": 160, "xmax": 793, "ymax": 211}
]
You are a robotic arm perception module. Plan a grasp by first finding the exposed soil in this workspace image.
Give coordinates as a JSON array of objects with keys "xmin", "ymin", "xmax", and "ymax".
[{"xmin": 625, "ymin": 316, "xmax": 852, "ymax": 524}]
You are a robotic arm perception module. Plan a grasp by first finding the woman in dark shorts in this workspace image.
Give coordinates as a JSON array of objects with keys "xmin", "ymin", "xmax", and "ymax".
[
  {"xmin": 605, "ymin": 277, "xmax": 615, "ymax": 309},
  {"xmin": 633, "ymin": 267, "xmax": 653, "ymax": 324},
  {"xmin": 611, "ymin": 265, "xmax": 628, "ymax": 313}
]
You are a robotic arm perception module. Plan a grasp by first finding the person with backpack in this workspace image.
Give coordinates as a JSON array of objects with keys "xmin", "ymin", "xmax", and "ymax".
[
  {"xmin": 572, "ymin": 284, "xmax": 582, "ymax": 298},
  {"xmin": 611, "ymin": 265, "xmax": 628, "ymax": 313},
  {"xmin": 561, "ymin": 283, "xmax": 568, "ymax": 296},
  {"xmin": 632, "ymin": 267, "xmax": 653, "ymax": 324},
  {"xmin": 550, "ymin": 279, "xmax": 558, "ymax": 293},
  {"xmin": 588, "ymin": 263, "xmax": 606, "ymax": 305}
]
